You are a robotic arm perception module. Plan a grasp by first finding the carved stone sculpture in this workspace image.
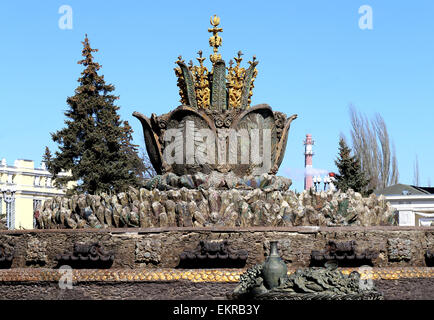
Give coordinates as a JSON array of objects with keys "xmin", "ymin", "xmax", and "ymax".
[
  {"xmin": 231, "ymin": 240, "xmax": 383, "ymax": 300},
  {"xmin": 26, "ymin": 237, "xmax": 47, "ymax": 266},
  {"xmin": 56, "ymin": 242, "xmax": 114, "ymax": 268},
  {"xmin": 133, "ymin": 16, "xmax": 297, "ymax": 177},
  {"xmin": 262, "ymin": 241, "xmax": 288, "ymax": 289},
  {"xmin": 36, "ymin": 188, "xmax": 397, "ymax": 229},
  {"xmin": 179, "ymin": 240, "xmax": 248, "ymax": 268},
  {"xmin": 232, "ymin": 262, "xmax": 383, "ymax": 300},
  {"xmin": 387, "ymin": 238, "xmax": 412, "ymax": 262},
  {"xmin": 311, "ymin": 240, "xmax": 378, "ymax": 267}
]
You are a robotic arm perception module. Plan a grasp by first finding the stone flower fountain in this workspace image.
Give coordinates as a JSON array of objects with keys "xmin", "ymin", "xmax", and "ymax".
[
  {"xmin": 35, "ymin": 16, "xmax": 397, "ymax": 230},
  {"xmin": 133, "ymin": 15, "xmax": 297, "ymax": 182},
  {"xmin": 17, "ymin": 15, "xmax": 432, "ymax": 303}
]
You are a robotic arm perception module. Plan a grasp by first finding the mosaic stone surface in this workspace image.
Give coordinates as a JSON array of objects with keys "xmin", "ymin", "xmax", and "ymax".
[
  {"xmin": 25, "ymin": 237, "xmax": 48, "ymax": 265},
  {"xmin": 135, "ymin": 239, "xmax": 162, "ymax": 264},
  {"xmin": 387, "ymin": 238, "xmax": 412, "ymax": 261},
  {"xmin": 0, "ymin": 267, "xmax": 432, "ymax": 283}
]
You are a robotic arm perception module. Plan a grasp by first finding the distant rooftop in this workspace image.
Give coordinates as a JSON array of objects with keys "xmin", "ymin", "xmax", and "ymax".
[
  {"xmin": 375, "ymin": 183, "xmax": 434, "ymax": 196},
  {"xmin": 0, "ymin": 158, "xmax": 46, "ymax": 170}
]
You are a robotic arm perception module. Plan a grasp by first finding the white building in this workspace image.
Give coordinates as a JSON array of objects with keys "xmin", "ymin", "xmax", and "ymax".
[
  {"xmin": 376, "ymin": 184, "xmax": 434, "ymax": 226},
  {"xmin": 0, "ymin": 158, "xmax": 74, "ymax": 229}
]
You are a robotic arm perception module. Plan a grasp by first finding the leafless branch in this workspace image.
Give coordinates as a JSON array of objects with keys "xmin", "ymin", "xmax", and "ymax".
[{"xmin": 349, "ymin": 105, "xmax": 399, "ymax": 191}]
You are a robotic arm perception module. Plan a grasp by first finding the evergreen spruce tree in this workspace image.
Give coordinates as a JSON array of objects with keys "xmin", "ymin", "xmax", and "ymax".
[
  {"xmin": 42, "ymin": 146, "xmax": 52, "ymax": 166},
  {"xmin": 45, "ymin": 35, "xmax": 142, "ymax": 194},
  {"xmin": 334, "ymin": 138, "xmax": 372, "ymax": 196}
]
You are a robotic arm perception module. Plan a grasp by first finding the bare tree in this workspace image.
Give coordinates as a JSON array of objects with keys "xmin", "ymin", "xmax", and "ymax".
[
  {"xmin": 413, "ymin": 154, "xmax": 420, "ymax": 186},
  {"xmin": 349, "ymin": 105, "xmax": 399, "ymax": 191},
  {"xmin": 138, "ymin": 146, "xmax": 157, "ymax": 179}
]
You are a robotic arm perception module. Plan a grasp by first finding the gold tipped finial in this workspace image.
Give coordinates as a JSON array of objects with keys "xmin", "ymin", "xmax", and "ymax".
[
  {"xmin": 174, "ymin": 16, "xmax": 259, "ymax": 109},
  {"xmin": 196, "ymin": 50, "xmax": 206, "ymax": 67},
  {"xmin": 210, "ymin": 15, "xmax": 220, "ymax": 27},
  {"xmin": 208, "ymin": 15, "xmax": 223, "ymax": 64},
  {"xmin": 234, "ymin": 50, "xmax": 243, "ymax": 67}
]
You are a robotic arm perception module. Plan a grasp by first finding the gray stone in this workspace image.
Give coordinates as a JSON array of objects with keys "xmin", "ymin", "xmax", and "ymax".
[
  {"xmin": 388, "ymin": 238, "xmax": 412, "ymax": 261},
  {"xmin": 135, "ymin": 239, "xmax": 162, "ymax": 264},
  {"xmin": 26, "ymin": 237, "xmax": 47, "ymax": 264},
  {"xmin": 37, "ymin": 184, "xmax": 398, "ymax": 229}
]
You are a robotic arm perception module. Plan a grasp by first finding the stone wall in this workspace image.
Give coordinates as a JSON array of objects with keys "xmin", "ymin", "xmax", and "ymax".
[
  {"xmin": 0, "ymin": 226, "xmax": 433, "ymax": 268},
  {"xmin": 0, "ymin": 278, "xmax": 433, "ymax": 300}
]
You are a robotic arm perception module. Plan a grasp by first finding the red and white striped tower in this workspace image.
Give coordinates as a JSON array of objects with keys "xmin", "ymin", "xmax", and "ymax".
[{"xmin": 304, "ymin": 134, "xmax": 314, "ymax": 190}]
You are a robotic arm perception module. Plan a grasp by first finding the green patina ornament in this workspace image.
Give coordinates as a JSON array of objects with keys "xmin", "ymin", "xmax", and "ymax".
[{"xmin": 262, "ymin": 241, "xmax": 288, "ymax": 290}]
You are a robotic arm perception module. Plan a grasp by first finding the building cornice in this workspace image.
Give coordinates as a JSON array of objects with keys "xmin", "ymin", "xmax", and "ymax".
[{"xmin": 385, "ymin": 195, "xmax": 434, "ymax": 201}]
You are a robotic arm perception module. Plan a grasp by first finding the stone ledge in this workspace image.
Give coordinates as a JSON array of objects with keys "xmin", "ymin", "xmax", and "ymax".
[
  {"xmin": 1, "ymin": 227, "xmax": 433, "ymax": 269},
  {"xmin": 1, "ymin": 225, "xmax": 434, "ymax": 235}
]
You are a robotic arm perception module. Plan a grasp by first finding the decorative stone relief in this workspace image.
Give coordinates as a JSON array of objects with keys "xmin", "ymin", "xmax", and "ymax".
[
  {"xmin": 264, "ymin": 239, "xmax": 292, "ymax": 263},
  {"xmin": 311, "ymin": 240, "xmax": 378, "ymax": 267},
  {"xmin": 56, "ymin": 242, "xmax": 114, "ymax": 268},
  {"xmin": 179, "ymin": 240, "xmax": 248, "ymax": 268},
  {"xmin": 36, "ymin": 188, "xmax": 397, "ymax": 229},
  {"xmin": 135, "ymin": 239, "xmax": 162, "ymax": 265},
  {"xmin": 26, "ymin": 237, "xmax": 48, "ymax": 265},
  {"xmin": 387, "ymin": 238, "xmax": 412, "ymax": 261},
  {"xmin": 232, "ymin": 241, "xmax": 383, "ymax": 300}
]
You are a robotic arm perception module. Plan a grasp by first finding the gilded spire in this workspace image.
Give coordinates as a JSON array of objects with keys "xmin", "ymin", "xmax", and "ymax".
[
  {"xmin": 174, "ymin": 16, "xmax": 259, "ymax": 110},
  {"xmin": 208, "ymin": 15, "xmax": 223, "ymax": 64},
  {"xmin": 174, "ymin": 55, "xmax": 189, "ymax": 105},
  {"xmin": 193, "ymin": 50, "xmax": 210, "ymax": 108},
  {"xmin": 227, "ymin": 51, "xmax": 246, "ymax": 108}
]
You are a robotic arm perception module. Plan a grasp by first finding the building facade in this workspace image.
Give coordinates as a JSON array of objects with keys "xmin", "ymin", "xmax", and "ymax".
[
  {"xmin": 376, "ymin": 184, "xmax": 434, "ymax": 226},
  {"xmin": 0, "ymin": 158, "xmax": 73, "ymax": 230},
  {"xmin": 384, "ymin": 194, "xmax": 434, "ymax": 226}
]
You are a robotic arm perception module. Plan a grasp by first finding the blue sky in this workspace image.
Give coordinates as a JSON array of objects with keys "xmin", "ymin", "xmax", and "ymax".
[{"xmin": 1, "ymin": 0, "xmax": 434, "ymax": 192}]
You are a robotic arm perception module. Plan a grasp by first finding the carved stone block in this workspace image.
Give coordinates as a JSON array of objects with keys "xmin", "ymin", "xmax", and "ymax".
[
  {"xmin": 135, "ymin": 239, "xmax": 162, "ymax": 265},
  {"xmin": 311, "ymin": 240, "xmax": 378, "ymax": 267},
  {"xmin": 387, "ymin": 238, "xmax": 412, "ymax": 261},
  {"xmin": 179, "ymin": 240, "xmax": 248, "ymax": 268},
  {"xmin": 26, "ymin": 238, "xmax": 47, "ymax": 265},
  {"xmin": 264, "ymin": 239, "xmax": 292, "ymax": 263},
  {"xmin": 56, "ymin": 242, "xmax": 114, "ymax": 268}
]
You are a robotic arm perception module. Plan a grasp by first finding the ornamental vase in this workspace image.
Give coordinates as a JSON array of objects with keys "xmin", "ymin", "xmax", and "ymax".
[{"xmin": 262, "ymin": 241, "xmax": 288, "ymax": 290}]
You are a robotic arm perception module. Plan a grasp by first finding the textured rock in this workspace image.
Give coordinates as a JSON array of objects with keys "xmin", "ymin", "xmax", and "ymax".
[
  {"xmin": 135, "ymin": 239, "xmax": 162, "ymax": 264},
  {"xmin": 387, "ymin": 238, "xmax": 412, "ymax": 261},
  {"xmin": 26, "ymin": 238, "xmax": 48, "ymax": 265},
  {"xmin": 35, "ymin": 184, "xmax": 398, "ymax": 229}
]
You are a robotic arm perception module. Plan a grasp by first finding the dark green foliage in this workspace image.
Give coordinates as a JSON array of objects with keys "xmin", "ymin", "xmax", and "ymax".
[
  {"xmin": 337, "ymin": 199, "xmax": 349, "ymax": 217},
  {"xmin": 42, "ymin": 146, "xmax": 52, "ymax": 166},
  {"xmin": 45, "ymin": 35, "xmax": 142, "ymax": 195},
  {"xmin": 334, "ymin": 138, "xmax": 372, "ymax": 196}
]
